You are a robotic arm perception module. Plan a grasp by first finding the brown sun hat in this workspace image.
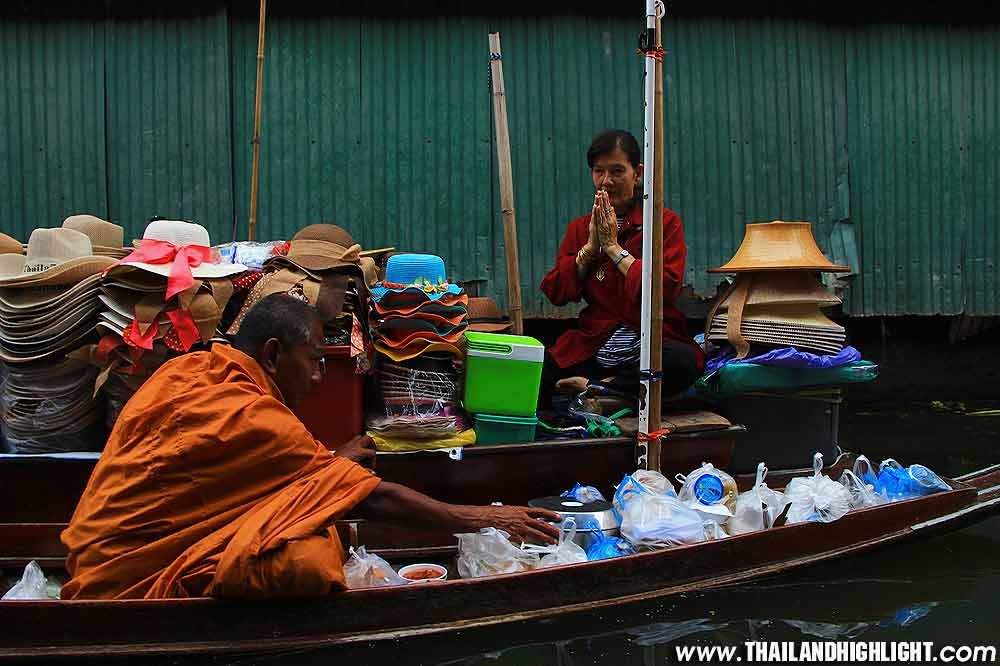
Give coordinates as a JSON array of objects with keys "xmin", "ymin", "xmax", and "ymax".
[
  {"xmin": 467, "ymin": 297, "xmax": 513, "ymax": 332},
  {"xmin": 0, "ymin": 228, "xmax": 114, "ymax": 287},
  {"xmin": 0, "ymin": 232, "xmax": 22, "ymax": 255},
  {"xmin": 709, "ymin": 221, "xmax": 850, "ymax": 273},
  {"xmin": 62, "ymin": 214, "xmax": 128, "ymax": 258},
  {"xmin": 269, "ymin": 224, "xmax": 377, "ymax": 286}
]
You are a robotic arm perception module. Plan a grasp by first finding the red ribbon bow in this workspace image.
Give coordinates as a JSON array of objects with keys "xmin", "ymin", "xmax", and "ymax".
[{"xmin": 112, "ymin": 239, "xmax": 213, "ymax": 300}]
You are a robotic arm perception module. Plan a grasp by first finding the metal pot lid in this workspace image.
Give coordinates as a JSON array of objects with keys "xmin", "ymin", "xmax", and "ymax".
[{"xmin": 528, "ymin": 496, "xmax": 619, "ymax": 531}]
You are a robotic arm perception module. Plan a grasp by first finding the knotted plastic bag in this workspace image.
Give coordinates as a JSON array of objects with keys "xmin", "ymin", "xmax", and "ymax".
[
  {"xmin": 875, "ymin": 459, "xmax": 951, "ymax": 500},
  {"xmin": 522, "ymin": 517, "xmax": 589, "ymax": 568},
  {"xmin": 613, "ymin": 474, "xmax": 705, "ymax": 549},
  {"xmin": 456, "ymin": 527, "xmax": 540, "ymax": 578},
  {"xmin": 612, "ymin": 470, "xmax": 675, "ymax": 523},
  {"xmin": 343, "ymin": 546, "xmax": 408, "ymax": 588},
  {"xmin": 728, "ymin": 463, "xmax": 789, "ymax": 535},
  {"xmin": 838, "ymin": 469, "xmax": 889, "ymax": 509},
  {"xmin": 2, "ymin": 561, "xmax": 50, "ymax": 600},
  {"xmin": 784, "ymin": 453, "xmax": 852, "ymax": 524},
  {"xmin": 583, "ymin": 518, "xmax": 637, "ymax": 561},
  {"xmin": 560, "ymin": 483, "xmax": 607, "ymax": 504},
  {"xmin": 676, "ymin": 462, "xmax": 739, "ymax": 524}
]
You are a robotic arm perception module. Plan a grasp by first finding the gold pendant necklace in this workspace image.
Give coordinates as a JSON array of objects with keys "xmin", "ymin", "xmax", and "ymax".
[{"xmin": 595, "ymin": 265, "xmax": 606, "ymax": 282}]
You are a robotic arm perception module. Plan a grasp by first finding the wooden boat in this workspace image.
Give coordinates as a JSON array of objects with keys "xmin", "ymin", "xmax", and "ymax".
[{"xmin": 2, "ymin": 457, "xmax": 998, "ymax": 661}]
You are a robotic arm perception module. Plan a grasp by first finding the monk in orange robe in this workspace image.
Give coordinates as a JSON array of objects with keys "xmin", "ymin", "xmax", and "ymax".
[{"xmin": 61, "ymin": 294, "xmax": 559, "ymax": 599}]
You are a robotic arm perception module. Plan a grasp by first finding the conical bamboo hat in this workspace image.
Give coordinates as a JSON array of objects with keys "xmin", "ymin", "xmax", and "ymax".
[
  {"xmin": 710, "ymin": 221, "xmax": 849, "ymax": 273},
  {"xmin": 717, "ymin": 272, "xmax": 841, "ymax": 310}
]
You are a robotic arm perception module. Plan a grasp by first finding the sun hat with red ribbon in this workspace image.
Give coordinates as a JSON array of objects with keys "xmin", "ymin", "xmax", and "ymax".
[{"xmin": 108, "ymin": 220, "xmax": 246, "ymax": 300}]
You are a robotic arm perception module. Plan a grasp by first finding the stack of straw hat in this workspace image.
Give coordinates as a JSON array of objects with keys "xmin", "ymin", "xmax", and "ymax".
[
  {"xmin": 228, "ymin": 224, "xmax": 376, "ymax": 360},
  {"xmin": 706, "ymin": 221, "xmax": 849, "ymax": 358},
  {"xmin": 87, "ymin": 220, "xmax": 246, "ymax": 423},
  {"xmin": 466, "ymin": 296, "xmax": 513, "ymax": 333},
  {"xmin": 0, "ymin": 226, "xmax": 118, "ymax": 452},
  {"xmin": 366, "ymin": 254, "xmax": 472, "ymax": 446}
]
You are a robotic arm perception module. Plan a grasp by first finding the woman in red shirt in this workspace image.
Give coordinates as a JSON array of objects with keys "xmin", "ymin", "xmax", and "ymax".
[{"xmin": 539, "ymin": 129, "xmax": 704, "ymax": 408}]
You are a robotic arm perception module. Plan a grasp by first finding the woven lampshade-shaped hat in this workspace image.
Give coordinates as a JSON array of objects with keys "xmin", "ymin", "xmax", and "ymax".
[
  {"xmin": 716, "ymin": 272, "xmax": 841, "ymax": 311},
  {"xmin": 710, "ymin": 221, "xmax": 849, "ymax": 273}
]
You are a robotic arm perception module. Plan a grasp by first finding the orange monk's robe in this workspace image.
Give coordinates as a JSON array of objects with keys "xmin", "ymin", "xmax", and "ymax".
[{"xmin": 60, "ymin": 344, "xmax": 381, "ymax": 599}]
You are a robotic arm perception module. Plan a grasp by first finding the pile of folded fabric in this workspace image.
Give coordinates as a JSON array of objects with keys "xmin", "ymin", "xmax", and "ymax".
[
  {"xmin": 227, "ymin": 224, "xmax": 377, "ymax": 369},
  {"xmin": 0, "ymin": 226, "xmax": 117, "ymax": 452},
  {"xmin": 366, "ymin": 254, "xmax": 474, "ymax": 450},
  {"xmin": 86, "ymin": 219, "xmax": 247, "ymax": 425}
]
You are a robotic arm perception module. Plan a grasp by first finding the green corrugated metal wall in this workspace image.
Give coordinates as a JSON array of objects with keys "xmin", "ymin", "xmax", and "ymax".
[{"xmin": 1, "ymin": 4, "xmax": 998, "ymax": 317}]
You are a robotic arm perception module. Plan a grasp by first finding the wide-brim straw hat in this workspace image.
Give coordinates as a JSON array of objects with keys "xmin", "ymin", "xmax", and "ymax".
[
  {"xmin": 117, "ymin": 220, "xmax": 246, "ymax": 280},
  {"xmin": 372, "ymin": 298, "xmax": 468, "ymax": 319},
  {"xmin": 466, "ymin": 297, "xmax": 513, "ymax": 333},
  {"xmin": 62, "ymin": 214, "xmax": 129, "ymax": 258},
  {"xmin": 717, "ymin": 272, "xmax": 841, "ymax": 310},
  {"xmin": 374, "ymin": 338, "xmax": 466, "ymax": 362},
  {"xmin": 0, "ymin": 232, "xmax": 23, "ymax": 255},
  {"xmin": 371, "ymin": 309, "xmax": 468, "ymax": 330},
  {"xmin": 273, "ymin": 223, "xmax": 377, "ymax": 286},
  {"xmin": 714, "ymin": 303, "xmax": 844, "ymax": 330},
  {"xmin": 0, "ymin": 228, "xmax": 114, "ymax": 287},
  {"xmin": 0, "ymin": 275, "xmax": 102, "ymax": 312},
  {"xmin": 710, "ymin": 221, "xmax": 850, "ymax": 273}
]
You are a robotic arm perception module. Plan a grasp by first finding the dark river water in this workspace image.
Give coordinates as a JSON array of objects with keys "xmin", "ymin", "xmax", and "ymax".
[{"xmin": 184, "ymin": 400, "xmax": 998, "ymax": 666}]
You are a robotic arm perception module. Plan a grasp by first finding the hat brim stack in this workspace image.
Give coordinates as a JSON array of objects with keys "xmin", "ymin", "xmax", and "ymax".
[{"xmin": 706, "ymin": 222, "xmax": 849, "ymax": 359}]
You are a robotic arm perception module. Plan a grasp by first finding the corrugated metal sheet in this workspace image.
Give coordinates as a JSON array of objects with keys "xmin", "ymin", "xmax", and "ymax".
[
  {"xmin": 2, "ymin": 6, "xmax": 998, "ymax": 316},
  {"xmin": 105, "ymin": 3, "xmax": 234, "ymax": 242},
  {"xmin": 845, "ymin": 23, "xmax": 1000, "ymax": 315},
  {"xmin": 0, "ymin": 7, "xmax": 107, "ymax": 240}
]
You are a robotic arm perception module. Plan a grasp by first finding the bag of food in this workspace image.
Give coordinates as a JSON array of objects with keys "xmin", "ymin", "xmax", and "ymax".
[
  {"xmin": 728, "ymin": 463, "xmax": 788, "ymax": 535},
  {"xmin": 612, "ymin": 470, "xmax": 675, "ymax": 522},
  {"xmin": 560, "ymin": 483, "xmax": 607, "ymax": 504},
  {"xmin": 343, "ymin": 546, "xmax": 408, "ymax": 589},
  {"xmin": 619, "ymin": 490, "xmax": 706, "ymax": 549},
  {"xmin": 838, "ymin": 469, "xmax": 889, "ymax": 509},
  {"xmin": 784, "ymin": 453, "xmax": 852, "ymax": 524},
  {"xmin": 2, "ymin": 560, "xmax": 50, "ymax": 600},
  {"xmin": 522, "ymin": 517, "xmax": 589, "ymax": 568},
  {"xmin": 702, "ymin": 520, "xmax": 730, "ymax": 541},
  {"xmin": 875, "ymin": 459, "xmax": 951, "ymax": 500},
  {"xmin": 456, "ymin": 528, "xmax": 540, "ymax": 578},
  {"xmin": 584, "ymin": 519, "xmax": 637, "ymax": 561},
  {"xmin": 676, "ymin": 462, "xmax": 739, "ymax": 523}
]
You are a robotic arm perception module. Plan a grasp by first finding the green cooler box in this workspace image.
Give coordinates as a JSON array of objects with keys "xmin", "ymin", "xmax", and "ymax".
[{"xmin": 463, "ymin": 331, "xmax": 544, "ymax": 416}]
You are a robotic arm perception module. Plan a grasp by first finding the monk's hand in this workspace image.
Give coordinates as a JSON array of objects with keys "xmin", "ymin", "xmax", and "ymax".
[
  {"xmin": 336, "ymin": 435, "xmax": 376, "ymax": 469},
  {"xmin": 478, "ymin": 505, "xmax": 562, "ymax": 545}
]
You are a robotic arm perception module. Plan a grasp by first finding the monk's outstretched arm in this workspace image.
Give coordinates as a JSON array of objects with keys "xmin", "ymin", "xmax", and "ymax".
[{"xmin": 353, "ymin": 481, "xmax": 561, "ymax": 545}]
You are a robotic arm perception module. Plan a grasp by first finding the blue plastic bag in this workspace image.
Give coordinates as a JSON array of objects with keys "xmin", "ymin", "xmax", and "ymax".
[
  {"xmin": 580, "ymin": 518, "xmax": 636, "ymax": 561},
  {"xmin": 873, "ymin": 459, "xmax": 951, "ymax": 500},
  {"xmin": 560, "ymin": 483, "xmax": 607, "ymax": 504}
]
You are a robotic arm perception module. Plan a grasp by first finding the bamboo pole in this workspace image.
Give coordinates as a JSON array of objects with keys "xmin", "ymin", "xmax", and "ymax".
[
  {"xmin": 248, "ymin": 0, "xmax": 268, "ymax": 241},
  {"xmin": 647, "ymin": 6, "xmax": 666, "ymax": 469},
  {"xmin": 638, "ymin": 0, "xmax": 658, "ymax": 470},
  {"xmin": 488, "ymin": 33, "xmax": 524, "ymax": 336}
]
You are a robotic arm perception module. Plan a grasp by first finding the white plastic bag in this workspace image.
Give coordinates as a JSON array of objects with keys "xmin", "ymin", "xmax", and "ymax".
[
  {"xmin": 343, "ymin": 546, "xmax": 408, "ymax": 588},
  {"xmin": 784, "ymin": 453, "xmax": 852, "ymax": 524},
  {"xmin": 676, "ymin": 462, "xmax": 739, "ymax": 524},
  {"xmin": 456, "ymin": 528, "xmax": 540, "ymax": 578},
  {"xmin": 728, "ymin": 463, "xmax": 789, "ymax": 535},
  {"xmin": 2, "ymin": 561, "xmax": 49, "ymax": 600},
  {"xmin": 702, "ymin": 520, "xmax": 730, "ymax": 541},
  {"xmin": 523, "ymin": 517, "xmax": 589, "ymax": 568},
  {"xmin": 620, "ymin": 491, "xmax": 706, "ymax": 549},
  {"xmin": 839, "ymin": 469, "xmax": 889, "ymax": 509},
  {"xmin": 632, "ymin": 469, "xmax": 676, "ymax": 496}
]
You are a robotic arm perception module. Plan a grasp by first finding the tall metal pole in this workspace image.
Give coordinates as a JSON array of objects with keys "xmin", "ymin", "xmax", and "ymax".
[
  {"xmin": 648, "ymin": 4, "xmax": 666, "ymax": 467},
  {"xmin": 248, "ymin": 0, "xmax": 268, "ymax": 241},
  {"xmin": 638, "ymin": 0, "xmax": 658, "ymax": 470},
  {"xmin": 489, "ymin": 33, "xmax": 525, "ymax": 335}
]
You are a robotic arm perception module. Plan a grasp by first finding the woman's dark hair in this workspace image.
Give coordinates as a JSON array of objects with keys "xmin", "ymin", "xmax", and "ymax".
[{"xmin": 586, "ymin": 129, "xmax": 641, "ymax": 168}]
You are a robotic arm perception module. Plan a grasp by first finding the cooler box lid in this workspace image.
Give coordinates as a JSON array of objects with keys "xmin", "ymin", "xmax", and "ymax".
[{"xmin": 465, "ymin": 331, "xmax": 544, "ymax": 363}]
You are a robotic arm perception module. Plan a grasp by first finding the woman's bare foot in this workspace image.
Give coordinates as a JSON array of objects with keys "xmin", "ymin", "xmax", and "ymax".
[{"xmin": 555, "ymin": 376, "xmax": 589, "ymax": 393}]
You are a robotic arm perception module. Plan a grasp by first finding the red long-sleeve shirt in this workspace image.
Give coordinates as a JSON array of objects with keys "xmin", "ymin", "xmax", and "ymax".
[{"xmin": 540, "ymin": 205, "xmax": 704, "ymax": 370}]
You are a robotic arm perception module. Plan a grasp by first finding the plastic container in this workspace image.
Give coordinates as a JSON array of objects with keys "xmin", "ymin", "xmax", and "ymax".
[
  {"xmin": 293, "ymin": 346, "xmax": 364, "ymax": 449},
  {"xmin": 398, "ymin": 563, "xmax": 448, "ymax": 582},
  {"xmin": 473, "ymin": 413, "xmax": 538, "ymax": 445},
  {"xmin": 463, "ymin": 331, "xmax": 544, "ymax": 416}
]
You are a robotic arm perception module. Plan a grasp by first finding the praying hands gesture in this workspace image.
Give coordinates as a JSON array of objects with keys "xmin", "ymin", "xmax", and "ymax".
[{"xmin": 593, "ymin": 190, "xmax": 619, "ymax": 250}]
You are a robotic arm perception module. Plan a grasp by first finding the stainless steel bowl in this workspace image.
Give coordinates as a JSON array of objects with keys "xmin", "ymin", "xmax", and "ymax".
[{"xmin": 528, "ymin": 496, "xmax": 620, "ymax": 550}]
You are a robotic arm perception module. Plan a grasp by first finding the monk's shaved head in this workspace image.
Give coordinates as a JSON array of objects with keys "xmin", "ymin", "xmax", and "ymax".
[{"xmin": 232, "ymin": 293, "xmax": 320, "ymax": 357}]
